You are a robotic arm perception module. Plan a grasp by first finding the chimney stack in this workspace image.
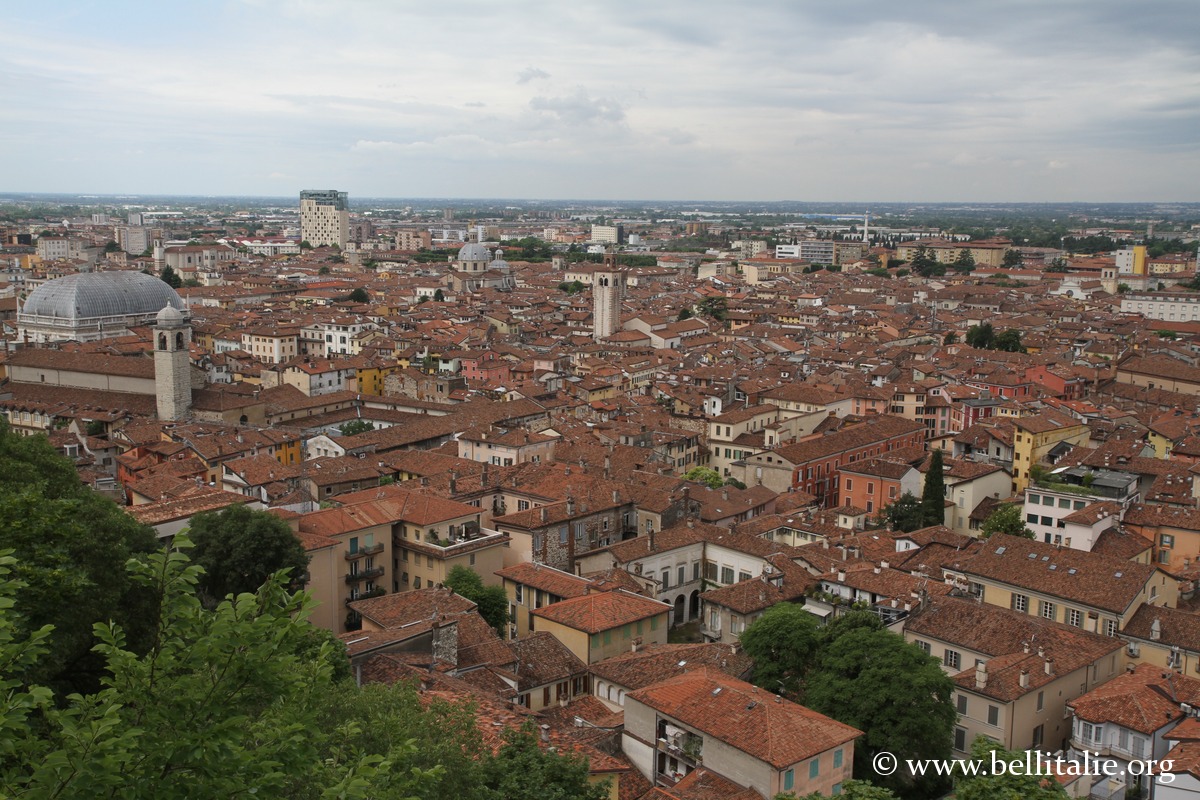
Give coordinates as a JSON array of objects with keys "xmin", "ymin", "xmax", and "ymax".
[
  {"xmin": 975, "ymin": 661, "xmax": 988, "ymax": 690},
  {"xmin": 1019, "ymin": 670, "xmax": 1029, "ymax": 688}
]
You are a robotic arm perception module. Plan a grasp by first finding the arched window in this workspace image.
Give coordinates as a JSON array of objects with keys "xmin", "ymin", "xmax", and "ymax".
[
  {"xmin": 175, "ymin": 332, "xmax": 184, "ymax": 349},
  {"xmin": 158, "ymin": 333, "xmax": 167, "ymax": 350}
]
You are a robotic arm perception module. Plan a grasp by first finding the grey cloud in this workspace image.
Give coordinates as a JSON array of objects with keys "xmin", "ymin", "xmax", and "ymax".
[
  {"xmin": 529, "ymin": 89, "xmax": 625, "ymax": 125},
  {"xmin": 516, "ymin": 66, "xmax": 550, "ymax": 84}
]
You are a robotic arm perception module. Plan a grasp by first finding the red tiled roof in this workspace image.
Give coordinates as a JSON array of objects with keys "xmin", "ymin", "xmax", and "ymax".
[{"xmin": 531, "ymin": 589, "xmax": 669, "ymax": 634}]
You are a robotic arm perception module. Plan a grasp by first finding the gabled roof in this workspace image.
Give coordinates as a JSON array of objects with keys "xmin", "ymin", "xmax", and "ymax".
[
  {"xmin": 531, "ymin": 589, "xmax": 669, "ymax": 634},
  {"xmin": 627, "ymin": 668, "xmax": 861, "ymax": 768}
]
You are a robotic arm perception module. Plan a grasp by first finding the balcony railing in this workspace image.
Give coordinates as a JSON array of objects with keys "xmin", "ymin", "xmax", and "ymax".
[
  {"xmin": 345, "ymin": 566, "xmax": 385, "ymax": 584},
  {"xmin": 344, "ymin": 542, "xmax": 385, "ymax": 561}
]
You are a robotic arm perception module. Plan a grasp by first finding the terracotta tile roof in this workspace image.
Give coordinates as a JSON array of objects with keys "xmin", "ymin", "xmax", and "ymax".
[
  {"xmin": 531, "ymin": 589, "xmax": 669, "ymax": 634},
  {"xmin": 1123, "ymin": 604, "xmax": 1200, "ymax": 652},
  {"xmin": 495, "ymin": 562, "xmax": 592, "ymax": 598},
  {"xmin": 590, "ymin": 641, "xmax": 754, "ymax": 693},
  {"xmin": 507, "ymin": 631, "xmax": 588, "ymax": 691},
  {"xmin": 347, "ymin": 586, "xmax": 476, "ymax": 629},
  {"xmin": 957, "ymin": 533, "xmax": 1159, "ymax": 615},
  {"xmin": 627, "ymin": 668, "xmax": 861, "ymax": 768},
  {"xmin": 1069, "ymin": 663, "xmax": 1200, "ymax": 735}
]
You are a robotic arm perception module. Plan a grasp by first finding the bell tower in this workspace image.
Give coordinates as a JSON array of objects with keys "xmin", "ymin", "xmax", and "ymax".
[{"xmin": 154, "ymin": 305, "xmax": 192, "ymax": 420}]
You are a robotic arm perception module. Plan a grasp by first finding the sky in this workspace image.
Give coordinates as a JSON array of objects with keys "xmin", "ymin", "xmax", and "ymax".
[{"xmin": 2, "ymin": 1, "xmax": 1199, "ymax": 202}]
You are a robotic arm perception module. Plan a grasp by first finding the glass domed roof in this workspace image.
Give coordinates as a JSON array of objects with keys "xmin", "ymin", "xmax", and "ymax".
[{"xmin": 21, "ymin": 271, "xmax": 185, "ymax": 320}]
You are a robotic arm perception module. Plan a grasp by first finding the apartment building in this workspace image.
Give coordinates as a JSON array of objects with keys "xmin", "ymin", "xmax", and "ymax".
[{"xmin": 300, "ymin": 189, "xmax": 349, "ymax": 248}]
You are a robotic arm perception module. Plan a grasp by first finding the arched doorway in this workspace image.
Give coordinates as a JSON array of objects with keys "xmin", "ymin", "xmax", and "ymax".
[
  {"xmin": 673, "ymin": 595, "xmax": 686, "ymax": 625},
  {"xmin": 689, "ymin": 590, "xmax": 700, "ymax": 619}
]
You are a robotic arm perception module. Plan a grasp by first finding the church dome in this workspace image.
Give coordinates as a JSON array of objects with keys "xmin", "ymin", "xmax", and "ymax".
[
  {"xmin": 156, "ymin": 304, "xmax": 186, "ymax": 326},
  {"xmin": 457, "ymin": 242, "xmax": 491, "ymax": 263},
  {"xmin": 489, "ymin": 248, "xmax": 510, "ymax": 271},
  {"xmin": 21, "ymin": 271, "xmax": 185, "ymax": 321}
]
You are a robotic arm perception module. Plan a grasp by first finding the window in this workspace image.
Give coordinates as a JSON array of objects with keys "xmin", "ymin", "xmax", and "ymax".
[
  {"xmin": 1104, "ymin": 619, "xmax": 1118, "ymax": 637},
  {"xmin": 721, "ymin": 566, "xmax": 734, "ymax": 584},
  {"xmin": 957, "ymin": 694, "xmax": 968, "ymax": 714},
  {"xmin": 517, "ymin": 500, "xmax": 530, "ymax": 511},
  {"xmin": 944, "ymin": 650, "xmax": 961, "ymax": 670},
  {"xmin": 678, "ymin": 566, "xmax": 685, "ymax": 585},
  {"xmin": 1042, "ymin": 496, "xmax": 1054, "ymax": 506},
  {"xmin": 650, "ymin": 616, "xmax": 659, "ymax": 631},
  {"xmin": 1067, "ymin": 609, "xmax": 1082, "ymax": 627},
  {"xmin": 954, "ymin": 727, "xmax": 967, "ymax": 751},
  {"xmin": 987, "ymin": 705, "xmax": 999, "ymax": 726},
  {"xmin": 1162, "ymin": 534, "xmax": 1175, "ymax": 549},
  {"xmin": 1037, "ymin": 691, "xmax": 1044, "ymax": 711},
  {"xmin": 738, "ymin": 571, "xmax": 752, "ymax": 583},
  {"xmin": 1027, "ymin": 513, "xmax": 1039, "ymax": 524},
  {"xmin": 1012, "ymin": 594, "xmax": 1028, "ymax": 613},
  {"xmin": 661, "ymin": 570, "xmax": 670, "ymax": 589},
  {"xmin": 845, "ymin": 478, "xmax": 853, "ymax": 491},
  {"xmin": 916, "ymin": 640, "xmax": 931, "ymax": 655},
  {"xmin": 783, "ymin": 770, "xmax": 794, "ymax": 791},
  {"xmin": 1040, "ymin": 600, "xmax": 1055, "ymax": 620},
  {"xmin": 414, "ymin": 577, "xmax": 421, "ymax": 589},
  {"xmin": 559, "ymin": 527, "xmax": 568, "ymax": 544},
  {"xmin": 833, "ymin": 748, "xmax": 843, "ymax": 769},
  {"xmin": 1032, "ymin": 724, "xmax": 1044, "ymax": 748},
  {"xmin": 1041, "ymin": 516, "xmax": 1053, "ymax": 526},
  {"xmin": 1059, "ymin": 498, "xmax": 1071, "ymax": 509},
  {"xmin": 809, "ymin": 760, "xmax": 820, "ymax": 779}
]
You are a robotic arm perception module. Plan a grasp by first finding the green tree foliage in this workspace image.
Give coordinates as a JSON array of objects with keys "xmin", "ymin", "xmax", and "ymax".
[
  {"xmin": 943, "ymin": 331, "xmax": 957, "ymax": 345},
  {"xmin": 443, "ymin": 566, "xmax": 510, "ymax": 636},
  {"xmin": 804, "ymin": 626, "xmax": 956, "ymax": 798},
  {"xmin": 965, "ymin": 322, "xmax": 995, "ymax": 349},
  {"xmin": 786, "ymin": 779, "xmax": 900, "ymax": 799},
  {"xmin": 921, "ymin": 449, "xmax": 946, "ymax": 527},
  {"xmin": 677, "ymin": 307, "xmax": 694, "ymax": 321},
  {"xmin": 683, "ymin": 466, "xmax": 725, "ymax": 489},
  {"xmin": 952, "ymin": 248, "xmax": 976, "ymax": 274},
  {"xmin": 876, "ymin": 491, "xmax": 926, "ymax": 533},
  {"xmin": 186, "ymin": 504, "xmax": 309, "ymax": 607},
  {"xmin": 318, "ymin": 265, "xmax": 331, "ymax": 274},
  {"xmin": 0, "ymin": 420, "xmax": 159, "ymax": 695},
  {"xmin": 954, "ymin": 737, "xmax": 1068, "ymax": 800},
  {"xmin": 697, "ymin": 296, "xmax": 729, "ymax": 321},
  {"xmin": 740, "ymin": 603, "xmax": 820, "ymax": 698},
  {"xmin": 909, "ymin": 245, "xmax": 944, "ymax": 277},
  {"xmin": 1001, "ymin": 248, "xmax": 1022, "ymax": 268},
  {"xmin": 980, "ymin": 504, "xmax": 1033, "ymax": 539},
  {"xmin": 558, "ymin": 280, "xmax": 585, "ymax": 295},
  {"xmin": 340, "ymin": 419, "xmax": 376, "ymax": 436},
  {"xmin": 159, "ymin": 264, "xmax": 182, "ymax": 288},
  {"xmin": 348, "ymin": 287, "xmax": 370, "ymax": 303},
  {"xmin": 433, "ymin": 288, "xmax": 445, "ymax": 302},
  {"xmin": 993, "ymin": 329, "xmax": 1026, "ymax": 353}
]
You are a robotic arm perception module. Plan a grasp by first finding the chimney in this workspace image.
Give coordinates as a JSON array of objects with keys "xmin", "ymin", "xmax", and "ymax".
[
  {"xmin": 873, "ymin": 564, "xmax": 881, "ymax": 574},
  {"xmin": 975, "ymin": 661, "xmax": 988, "ymax": 690},
  {"xmin": 1022, "ymin": 641, "xmax": 1030, "ymax": 654},
  {"xmin": 604, "ymin": 455, "xmax": 612, "ymax": 477},
  {"xmin": 837, "ymin": 570, "xmax": 846, "ymax": 582},
  {"xmin": 880, "ymin": 560, "xmax": 889, "ymax": 570},
  {"xmin": 1152, "ymin": 618, "xmax": 1162, "ymax": 641},
  {"xmin": 1045, "ymin": 658, "xmax": 1054, "ymax": 676},
  {"xmin": 722, "ymin": 489, "xmax": 729, "ymax": 501},
  {"xmin": 449, "ymin": 471, "xmax": 458, "ymax": 495},
  {"xmin": 612, "ymin": 489, "xmax": 619, "ymax": 504},
  {"xmin": 540, "ymin": 507, "xmax": 548, "ymax": 523},
  {"xmin": 1019, "ymin": 670, "xmax": 1029, "ymax": 688},
  {"xmin": 540, "ymin": 724, "xmax": 550, "ymax": 743},
  {"xmin": 420, "ymin": 476, "xmax": 429, "ymax": 487}
]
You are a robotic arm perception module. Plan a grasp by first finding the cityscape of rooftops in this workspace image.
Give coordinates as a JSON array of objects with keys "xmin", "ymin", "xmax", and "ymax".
[{"xmin": 2, "ymin": 1, "xmax": 1200, "ymax": 799}]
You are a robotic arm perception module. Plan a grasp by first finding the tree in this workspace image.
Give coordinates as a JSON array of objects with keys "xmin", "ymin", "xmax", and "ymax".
[
  {"xmin": 954, "ymin": 737, "xmax": 1068, "ymax": 800},
  {"xmin": 876, "ymin": 492, "xmax": 926, "ymax": 533},
  {"xmin": 433, "ymin": 288, "xmax": 445, "ymax": 302},
  {"xmin": 697, "ymin": 296, "xmax": 729, "ymax": 321},
  {"xmin": 741, "ymin": 602, "xmax": 820, "ymax": 698},
  {"xmin": 993, "ymin": 329, "xmax": 1026, "ymax": 353},
  {"xmin": 348, "ymin": 287, "xmax": 370, "ymax": 303},
  {"xmin": 677, "ymin": 307, "xmax": 694, "ymax": 321},
  {"xmin": 102, "ymin": 240, "xmax": 120, "ymax": 253},
  {"xmin": 804, "ymin": 626, "xmax": 956, "ymax": 798},
  {"xmin": 558, "ymin": 280, "xmax": 585, "ymax": 295},
  {"xmin": 1001, "ymin": 248, "xmax": 1022, "ymax": 269},
  {"xmin": 340, "ymin": 419, "xmax": 376, "ymax": 436},
  {"xmin": 943, "ymin": 331, "xmax": 957, "ymax": 345},
  {"xmin": 787, "ymin": 779, "xmax": 900, "ymax": 800},
  {"xmin": 318, "ymin": 265, "xmax": 331, "ymax": 274},
  {"xmin": 477, "ymin": 722, "xmax": 610, "ymax": 800},
  {"xmin": 952, "ymin": 248, "xmax": 976, "ymax": 274},
  {"xmin": 300, "ymin": 240, "xmax": 313, "ymax": 249},
  {"xmin": 182, "ymin": 278, "xmax": 202, "ymax": 287},
  {"xmin": 1046, "ymin": 257, "xmax": 1070, "ymax": 273},
  {"xmin": 186, "ymin": 504, "xmax": 309, "ymax": 606},
  {"xmin": 0, "ymin": 539, "xmax": 414, "ymax": 799},
  {"xmin": 910, "ymin": 246, "xmax": 944, "ymax": 277},
  {"xmin": 443, "ymin": 565, "xmax": 510, "ymax": 636},
  {"xmin": 965, "ymin": 322, "xmax": 995, "ymax": 349},
  {"xmin": 0, "ymin": 420, "xmax": 160, "ymax": 696},
  {"xmin": 980, "ymin": 504, "xmax": 1033, "ymax": 539},
  {"xmin": 920, "ymin": 449, "xmax": 946, "ymax": 527},
  {"xmin": 159, "ymin": 264, "xmax": 182, "ymax": 289},
  {"xmin": 683, "ymin": 466, "xmax": 725, "ymax": 490}
]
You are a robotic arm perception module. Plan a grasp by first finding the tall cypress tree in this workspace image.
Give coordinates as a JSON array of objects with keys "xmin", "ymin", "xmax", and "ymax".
[{"xmin": 921, "ymin": 448, "xmax": 946, "ymax": 527}]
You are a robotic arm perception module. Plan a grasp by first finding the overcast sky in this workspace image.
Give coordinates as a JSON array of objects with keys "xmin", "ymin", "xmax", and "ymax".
[{"xmin": 3, "ymin": 1, "xmax": 1198, "ymax": 202}]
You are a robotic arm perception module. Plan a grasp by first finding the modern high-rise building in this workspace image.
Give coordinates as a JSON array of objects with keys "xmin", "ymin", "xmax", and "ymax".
[{"xmin": 299, "ymin": 189, "xmax": 349, "ymax": 248}]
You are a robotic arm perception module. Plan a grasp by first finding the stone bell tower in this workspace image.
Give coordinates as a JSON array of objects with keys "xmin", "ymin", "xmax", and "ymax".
[{"xmin": 154, "ymin": 305, "xmax": 192, "ymax": 420}]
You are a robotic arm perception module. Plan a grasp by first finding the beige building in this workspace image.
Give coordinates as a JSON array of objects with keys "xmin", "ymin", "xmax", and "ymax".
[
  {"xmin": 530, "ymin": 589, "xmax": 669, "ymax": 664},
  {"xmin": 496, "ymin": 561, "xmax": 593, "ymax": 640},
  {"xmin": 622, "ymin": 668, "xmax": 861, "ymax": 797},
  {"xmin": 905, "ymin": 596, "xmax": 1125, "ymax": 755},
  {"xmin": 300, "ymin": 189, "xmax": 349, "ymax": 248}
]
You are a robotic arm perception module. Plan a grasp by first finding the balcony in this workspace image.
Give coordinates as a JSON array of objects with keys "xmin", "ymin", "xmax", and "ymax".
[
  {"xmin": 345, "ymin": 586, "xmax": 386, "ymax": 606},
  {"xmin": 345, "ymin": 566, "xmax": 385, "ymax": 584},
  {"xmin": 344, "ymin": 542, "xmax": 385, "ymax": 561}
]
